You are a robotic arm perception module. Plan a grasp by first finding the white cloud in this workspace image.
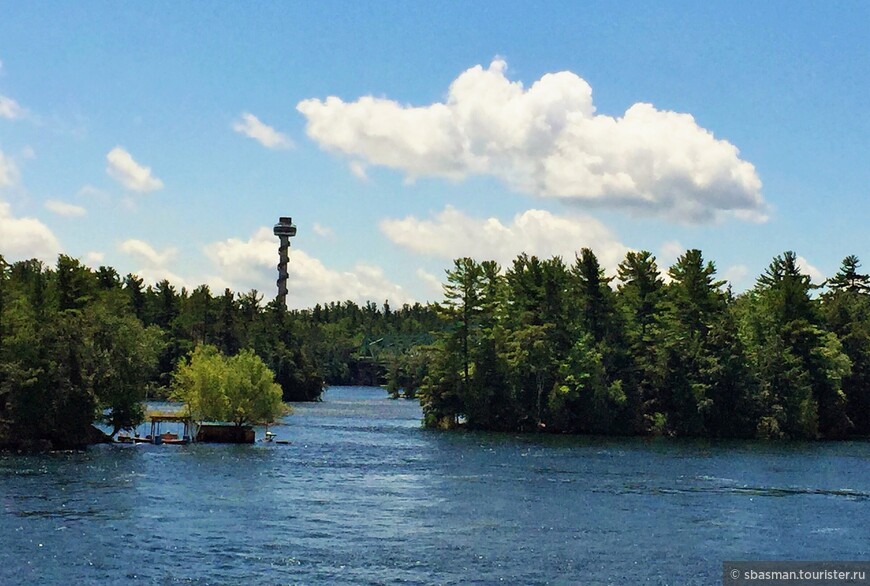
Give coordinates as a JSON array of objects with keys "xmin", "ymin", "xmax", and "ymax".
[
  {"xmin": 312, "ymin": 222, "xmax": 334, "ymax": 237},
  {"xmin": 204, "ymin": 227, "xmax": 412, "ymax": 308},
  {"xmin": 299, "ymin": 59, "xmax": 766, "ymax": 224},
  {"xmin": 45, "ymin": 199, "xmax": 86, "ymax": 217},
  {"xmin": 380, "ymin": 205, "xmax": 630, "ymax": 271},
  {"xmin": 658, "ymin": 240, "xmax": 684, "ymax": 282},
  {"xmin": 797, "ymin": 255, "xmax": 825, "ymax": 283},
  {"xmin": 106, "ymin": 147, "xmax": 164, "ymax": 192},
  {"xmin": 118, "ymin": 238, "xmax": 186, "ymax": 287},
  {"xmin": 120, "ymin": 196, "xmax": 139, "ymax": 211},
  {"xmin": 0, "ymin": 201, "xmax": 62, "ymax": 262},
  {"xmin": 659, "ymin": 240, "xmax": 684, "ymax": 265},
  {"xmin": 0, "ymin": 95, "xmax": 26, "ymax": 120},
  {"xmin": 85, "ymin": 251, "xmax": 105, "ymax": 265},
  {"xmin": 132, "ymin": 266, "xmax": 189, "ymax": 288},
  {"xmin": 120, "ymin": 239, "xmax": 177, "ymax": 267},
  {"xmin": 0, "ymin": 150, "xmax": 19, "ymax": 188},
  {"xmin": 723, "ymin": 264, "xmax": 749, "ymax": 288},
  {"xmin": 232, "ymin": 112, "xmax": 292, "ymax": 149},
  {"xmin": 349, "ymin": 160, "xmax": 368, "ymax": 181},
  {"xmin": 77, "ymin": 184, "xmax": 110, "ymax": 201},
  {"xmin": 416, "ymin": 268, "xmax": 444, "ymax": 296}
]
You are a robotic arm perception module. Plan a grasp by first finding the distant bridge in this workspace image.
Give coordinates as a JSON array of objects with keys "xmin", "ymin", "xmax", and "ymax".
[{"xmin": 357, "ymin": 333, "xmax": 434, "ymax": 361}]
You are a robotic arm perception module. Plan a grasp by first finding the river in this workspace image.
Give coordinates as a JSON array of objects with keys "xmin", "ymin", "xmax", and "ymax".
[{"xmin": 1, "ymin": 386, "xmax": 868, "ymax": 585}]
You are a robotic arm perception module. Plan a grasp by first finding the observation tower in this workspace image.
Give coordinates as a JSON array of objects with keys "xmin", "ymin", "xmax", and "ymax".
[{"xmin": 273, "ymin": 216, "xmax": 297, "ymax": 308}]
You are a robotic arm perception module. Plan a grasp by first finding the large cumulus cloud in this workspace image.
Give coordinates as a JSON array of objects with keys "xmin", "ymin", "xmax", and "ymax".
[{"xmin": 298, "ymin": 60, "xmax": 766, "ymax": 223}]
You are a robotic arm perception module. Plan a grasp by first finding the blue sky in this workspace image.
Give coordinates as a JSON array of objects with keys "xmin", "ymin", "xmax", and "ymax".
[{"xmin": 1, "ymin": 2, "xmax": 868, "ymax": 308}]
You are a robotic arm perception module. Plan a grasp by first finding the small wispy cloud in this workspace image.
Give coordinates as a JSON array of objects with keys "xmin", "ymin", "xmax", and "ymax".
[
  {"xmin": 119, "ymin": 238, "xmax": 187, "ymax": 287},
  {"xmin": 0, "ymin": 150, "xmax": 18, "ymax": 188},
  {"xmin": 659, "ymin": 240, "xmax": 685, "ymax": 265},
  {"xmin": 723, "ymin": 264, "xmax": 749, "ymax": 287},
  {"xmin": 45, "ymin": 199, "xmax": 87, "ymax": 217},
  {"xmin": 106, "ymin": 147, "xmax": 164, "ymax": 193},
  {"xmin": 232, "ymin": 112, "xmax": 292, "ymax": 149},
  {"xmin": 120, "ymin": 238, "xmax": 177, "ymax": 267},
  {"xmin": 0, "ymin": 95, "xmax": 26, "ymax": 120},
  {"xmin": 313, "ymin": 222, "xmax": 334, "ymax": 237},
  {"xmin": 77, "ymin": 184, "xmax": 111, "ymax": 202},
  {"xmin": 797, "ymin": 255, "xmax": 825, "ymax": 284},
  {"xmin": 349, "ymin": 160, "xmax": 368, "ymax": 181},
  {"xmin": 416, "ymin": 268, "xmax": 444, "ymax": 297}
]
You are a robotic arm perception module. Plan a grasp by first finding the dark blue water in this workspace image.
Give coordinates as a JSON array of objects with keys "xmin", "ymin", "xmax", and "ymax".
[{"xmin": 1, "ymin": 386, "xmax": 868, "ymax": 585}]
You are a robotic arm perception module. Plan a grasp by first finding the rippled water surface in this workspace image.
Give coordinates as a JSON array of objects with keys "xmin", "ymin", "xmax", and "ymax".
[{"xmin": 2, "ymin": 386, "xmax": 868, "ymax": 585}]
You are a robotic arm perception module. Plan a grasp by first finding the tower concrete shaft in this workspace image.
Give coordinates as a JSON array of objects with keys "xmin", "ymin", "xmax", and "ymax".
[{"xmin": 273, "ymin": 216, "xmax": 297, "ymax": 308}]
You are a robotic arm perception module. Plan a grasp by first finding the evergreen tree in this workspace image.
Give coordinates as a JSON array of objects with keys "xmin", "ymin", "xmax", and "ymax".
[
  {"xmin": 741, "ymin": 252, "xmax": 852, "ymax": 438},
  {"xmin": 571, "ymin": 248, "xmax": 616, "ymax": 343},
  {"xmin": 502, "ymin": 255, "xmax": 571, "ymax": 428},
  {"xmin": 822, "ymin": 256, "xmax": 870, "ymax": 435},
  {"xmin": 617, "ymin": 251, "xmax": 665, "ymax": 433},
  {"xmin": 827, "ymin": 255, "xmax": 870, "ymax": 293},
  {"xmin": 656, "ymin": 250, "xmax": 726, "ymax": 435},
  {"xmin": 568, "ymin": 248, "xmax": 631, "ymax": 432},
  {"xmin": 419, "ymin": 258, "xmax": 484, "ymax": 428}
]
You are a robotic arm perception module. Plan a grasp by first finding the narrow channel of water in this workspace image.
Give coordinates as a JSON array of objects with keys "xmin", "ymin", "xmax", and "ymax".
[{"xmin": 1, "ymin": 386, "xmax": 867, "ymax": 585}]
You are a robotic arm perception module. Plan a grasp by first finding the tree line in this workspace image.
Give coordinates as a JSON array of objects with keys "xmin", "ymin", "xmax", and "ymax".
[
  {"xmin": 0, "ymin": 253, "xmax": 441, "ymax": 448},
  {"xmin": 418, "ymin": 250, "xmax": 870, "ymax": 440},
  {"xmin": 2, "ymin": 247, "xmax": 868, "ymax": 448}
]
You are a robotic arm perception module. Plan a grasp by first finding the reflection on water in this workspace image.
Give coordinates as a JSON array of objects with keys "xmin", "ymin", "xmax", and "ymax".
[{"xmin": 2, "ymin": 386, "xmax": 868, "ymax": 585}]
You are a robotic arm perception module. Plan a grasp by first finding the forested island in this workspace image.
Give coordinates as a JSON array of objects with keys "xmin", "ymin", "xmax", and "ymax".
[
  {"xmin": 0, "ymin": 253, "xmax": 434, "ymax": 449},
  {"xmin": 419, "ymin": 250, "xmax": 868, "ymax": 440},
  {"xmin": 1, "ymin": 247, "xmax": 868, "ymax": 449}
]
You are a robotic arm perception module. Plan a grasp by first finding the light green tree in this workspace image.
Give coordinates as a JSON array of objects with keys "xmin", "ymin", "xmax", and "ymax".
[
  {"xmin": 172, "ymin": 345, "xmax": 228, "ymax": 423},
  {"xmin": 172, "ymin": 345, "xmax": 284, "ymax": 426},
  {"xmin": 224, "ymin": 349, "xmax": 283, "ymax": 426}
]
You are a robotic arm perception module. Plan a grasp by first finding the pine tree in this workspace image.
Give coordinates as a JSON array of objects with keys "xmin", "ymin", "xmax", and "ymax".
[
  {"xmin": 822, "ymin": 256, "xmax": 870, "ymax": 436},
  {"xmin": 617, "ymin": 251, "xmax": 665, "ymax": 433},
  {"xmin": 827, "ymin": 255, "xmax": 870, "ymax": 293}
]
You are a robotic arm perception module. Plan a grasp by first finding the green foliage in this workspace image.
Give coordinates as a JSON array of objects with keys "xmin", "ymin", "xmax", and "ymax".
[
  {"xmin": 0, "ymin": 258, "xmax": 161, "ymax": 448},
  {"xmin": 171, "ymin": 345, "xmax": 228, "ymax": 423},
  {"xmin": 172, "ymin": 345, "xmax": 284, "ymax": 426},
  {"xmin": 225, "ymin": 350, "xmax": 285, "ymax": 426},
  {"xmin": 822, "ymin": 264, "xmax": 870, "ymax": 435},
  {"xmin": 84, "ymin": 298, "xmax": 164, "ymax": 436},
  {"xmin": 827, "ymin": 255, "xmax": 870, "ymax": 293},
  {"xmin": 735, "ymin": 252, "xmax": 854, "ymax": 439},
  {"xmin": 548, "ymin": 334, "xmax": 623, "ymax": 434},
  {"xmin": 385, "ymin": 347, "xmax": 428, "ymax": 399},
  {"xmin": 3, "ymin": 246, "xmax": 870, "ymax": 448},
  {"xmin": 616, "ymin": 250, "xmax": 665, "ymax": 433},
  {"xmin": 421, "ymin": 248, "xmax": 870, "ymax": 441},
  {"xmin": 1, "ymin": 254, "xmax": 330, "ymax": 449}
]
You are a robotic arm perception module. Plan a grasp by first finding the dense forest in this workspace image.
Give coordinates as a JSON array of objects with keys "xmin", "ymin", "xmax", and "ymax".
[
  {"xmin": 1, "ymin": 247, "xmax": 869, "ymax": 449},
  {"xmin": 0, "ymin": 254, "xmax": 435, "ymax": 449},
  {"xmin": 419, "ymin": 250, "xmax": 870, "ymax": 440}
]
